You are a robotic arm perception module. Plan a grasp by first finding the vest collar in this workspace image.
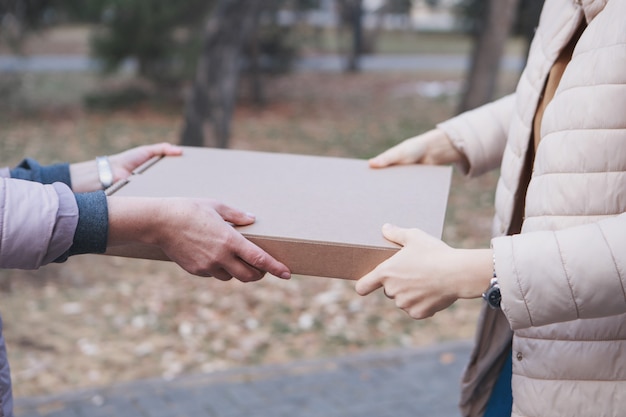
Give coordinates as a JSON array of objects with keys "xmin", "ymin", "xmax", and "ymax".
[{"xmin": 579, "ymin": 0, "xmax": 608, "ymax": 23}]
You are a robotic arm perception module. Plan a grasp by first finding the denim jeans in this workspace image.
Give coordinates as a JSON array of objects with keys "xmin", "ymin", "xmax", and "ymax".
[{"xmin": 483, "ymin": 349, "xmax": 513, "ymax": 417}]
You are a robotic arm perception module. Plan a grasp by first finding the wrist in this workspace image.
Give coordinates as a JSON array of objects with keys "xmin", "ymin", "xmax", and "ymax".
[
  {"xmin": 425, "ymin": 129, "xmax": 466, "ymax": 166},
  {"xmin": 69, "ymin": 160, "xmax": 101, "ymax": 193},
  {"xmin": 107, "ymin": 197, "xmax": 165, "ymax": 247},
  {"xmin": 454, "ymin": 248, "xmax": 494, "ymax": 299}
]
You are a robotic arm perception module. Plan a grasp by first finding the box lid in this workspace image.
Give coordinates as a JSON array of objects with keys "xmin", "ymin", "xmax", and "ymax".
[{"xmin": 106, "ymin": 147, "xmax": 452, "ymax": 279}]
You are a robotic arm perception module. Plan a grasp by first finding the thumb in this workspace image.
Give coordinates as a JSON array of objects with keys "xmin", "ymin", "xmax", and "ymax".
[
  {"xmin": 213, "ymin": 202, "xmax": 256, "ymax": 226},
  {"xmin": 157, "ymin": 142, "xmax": 183, "ymax": 157},
  {"xmin": 381, "ymin": 223, "xmax": 408, "ymax": 247}
]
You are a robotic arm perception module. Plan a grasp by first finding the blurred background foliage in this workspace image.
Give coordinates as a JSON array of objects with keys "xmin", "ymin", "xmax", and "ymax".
[{"xmin": 1, "ymin": 0, "xmax": 544, "ymax": 92}]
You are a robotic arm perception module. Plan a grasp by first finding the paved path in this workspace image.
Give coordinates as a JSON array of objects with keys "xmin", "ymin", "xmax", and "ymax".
[{"xmin": 14, "ymin": 340, "xmax": 472, "ymax": 417}]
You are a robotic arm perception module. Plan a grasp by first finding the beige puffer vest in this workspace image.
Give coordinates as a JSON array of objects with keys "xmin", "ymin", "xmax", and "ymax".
[{"xmin": 438, "ymin": 0, "xmax": 626, "ymax": 416}]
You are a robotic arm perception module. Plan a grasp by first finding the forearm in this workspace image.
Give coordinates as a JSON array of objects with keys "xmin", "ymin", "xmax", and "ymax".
[
  {"xmin": 452, "ymin": 248, "xmax": 493, "ymax": 299},
  {"xmin": 107, "ymin": 197, "xmax": 165, "ymax": 247},
  {"xmin": 69, "ymin": 160, "xmax": 103, "ymax": 193},
  {"xmin": 7, "ymin": 157, "xmax": 102, "ymax": 192}
]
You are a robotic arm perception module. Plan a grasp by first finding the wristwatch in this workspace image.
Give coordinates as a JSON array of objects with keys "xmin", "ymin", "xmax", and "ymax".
[{"xmin": 482, "ymin": 277, "xmax": 501, "ymax": 309}]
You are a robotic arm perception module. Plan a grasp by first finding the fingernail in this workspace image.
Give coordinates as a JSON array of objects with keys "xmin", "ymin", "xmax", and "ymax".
[
  {"xmin": 246, "ymin": 212, "xmax": 256, "ymax": 219},
  {"xmin": 280, "ymin": 271, "xmax": 291, "ymax": 280}
]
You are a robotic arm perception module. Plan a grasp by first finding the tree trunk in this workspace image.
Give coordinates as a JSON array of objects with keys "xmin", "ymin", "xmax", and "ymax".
[
  {"xmin": 458, "ymin": 0, "xmax": 521, "ymax": 113},
  {"xmin": 180, "ymin": 0, "xmax": 263, "ymax": 148},
  {"xmin": 365, "ymin": 1, "xmax": 390, "ymax": 55},
  {"xmin": 344, "ymin": 0, "xmax": 363, "ymax": 73},
  {"xmin": 248, "ymin": 13, "xmax": 265, "ymax": 108}
]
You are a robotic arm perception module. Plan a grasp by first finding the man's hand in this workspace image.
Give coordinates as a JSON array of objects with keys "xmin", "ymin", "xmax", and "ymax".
[{"xmin": 107, "ymin": 197, "xmax": 291, "ymax": 282}]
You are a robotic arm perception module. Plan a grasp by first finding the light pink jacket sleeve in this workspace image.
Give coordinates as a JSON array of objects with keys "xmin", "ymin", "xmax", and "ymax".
[
  {"xmin": 493, "ymin": 212, "xmax": 626, "ymax": 330},
  {"xmin": 437, "ymin": 94, "xmax": 515, "ymax": 177},
  {"xmin": 0, "ymin": 176, "xmax": 79, "ymax": 269}
]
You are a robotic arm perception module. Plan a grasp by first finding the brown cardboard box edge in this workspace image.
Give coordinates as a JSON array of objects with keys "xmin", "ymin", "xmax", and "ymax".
[
  {"xmin": 104, "ymin": 147, "xmax": 451, "ymax": 280},
  {"xmin": 105, "ymin": 236, "xmax": 397, "ymax": 281}
]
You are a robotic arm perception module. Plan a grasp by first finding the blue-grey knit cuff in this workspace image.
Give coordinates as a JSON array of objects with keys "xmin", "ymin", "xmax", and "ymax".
[
  {"xmin": 10, "ymin": 158, "xmax": 72, "ymax": 187},
  {"xmin": 68, "ymin": 191, "xmax": 109, "ymax": 256}
]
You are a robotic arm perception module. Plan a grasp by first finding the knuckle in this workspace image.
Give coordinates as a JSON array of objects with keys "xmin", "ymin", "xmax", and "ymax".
[
  {"xmin": 248, "ymin": 252, "xmax": 267, "ymax": 269},
  {"xmin": 395, "ymin": 297, "xmax": 410, "ymax": 310},
  {"xmin": 222, "ymin": 232, "xmax": 238, "ymax": 250}
]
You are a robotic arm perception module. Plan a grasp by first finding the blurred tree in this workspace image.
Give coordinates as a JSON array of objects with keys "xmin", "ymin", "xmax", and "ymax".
[
  {"xmin": 0, "ymin": 0, "xmax": 54, "ymax": 101},
  {"xmin": 243, "ymin": 16, "xmax": 298, "ymax": 107},
  {"xmin": 89, "ymin": 0, "xmax": 214, "ymax": 86},
  {"xmin": 337, "ymin": 0, "xmax": 364, "ymax": 72},
  {"xmin": 181, "ymin": 0, "xmax": 269, "ymax": 148},
  {"xmin": 55, "ymin": 0, "xmax": 109, "ymax": 23},
  {"xmin": 456, "ymin": 0, "xmax": 544, "ymax": 112},
  {"xmin": 0, "ymin": 0, "xmax": 52, "ymax": 52},
  {"xmin": 457, "ymin": 0, "xmax": 520, "ymax": 112},
  {"xmin": 337, "ymin": 0, "xmax": 414, "ymax": 71}
]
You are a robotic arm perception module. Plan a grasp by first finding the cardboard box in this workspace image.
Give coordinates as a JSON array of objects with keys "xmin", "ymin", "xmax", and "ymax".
[{"xmin": 105, "ymin": 147, "xmax": 452, "ymax": 280}]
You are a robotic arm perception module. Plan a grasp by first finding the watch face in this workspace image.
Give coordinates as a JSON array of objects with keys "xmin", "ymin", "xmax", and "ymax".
[{"xmin": 488, "ymin": 288, "xmax": 501, "ymax": 308}]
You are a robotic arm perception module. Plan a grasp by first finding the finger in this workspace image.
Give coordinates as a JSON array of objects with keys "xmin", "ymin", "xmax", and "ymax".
[
  {"xmin": 146, "ymin": 142, "xmax": 183, "ymax": 157},
  {"xmin": 211, "ymin": 268, "xmax": 233, "ymax": 281},
  {"xmin": 368, "ymin": 146, "xmax": 403, "ymax": 168},
  {"xmin": 212, "ymin": 202, "xmax": 256, "ymax": 226},
  {"xmin": 381, "ymin": 223, "xmax": 409, "ymax": 247},
  {"xmin": 355, "ymin": 268, "xmax": 384, "ymax": 296},
  {"xmin": 225, "ymin": 259, "xmax": 266, "ymax": 283},
  {"xmin": 236, "ymin": 239, "xmax": 291, "ymax": 280},
  {"xmin": 383, "ymin": 287, "xmax": 394, "ymax": 299}
]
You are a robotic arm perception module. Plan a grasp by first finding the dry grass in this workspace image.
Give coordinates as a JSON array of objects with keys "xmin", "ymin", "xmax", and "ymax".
[{"xmin": 0, "ymin": 66, "xmax": 512, "ymax": 397}]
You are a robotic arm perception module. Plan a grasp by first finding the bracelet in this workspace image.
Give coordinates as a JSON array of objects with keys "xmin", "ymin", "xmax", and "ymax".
[{"xmin": 96, "ymin": 156, "xmax": 114, "ymax": 189}]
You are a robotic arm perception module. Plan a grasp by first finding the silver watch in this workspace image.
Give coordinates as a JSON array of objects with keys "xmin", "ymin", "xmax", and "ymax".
[{"xmin": 482, "ymin": 277, "xmax": 501, "ymax": 309}]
